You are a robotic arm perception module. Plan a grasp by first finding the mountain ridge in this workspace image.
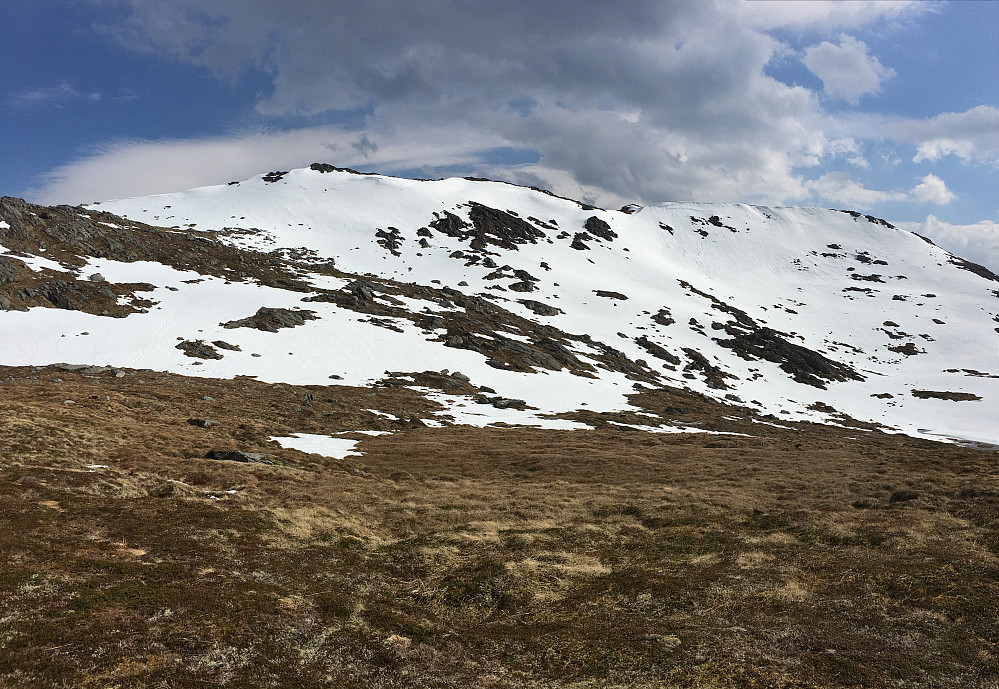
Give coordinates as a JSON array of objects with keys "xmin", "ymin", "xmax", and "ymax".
[{"xmin": 1, "ymin": 165, "xmax": 996, "ymax": 445}]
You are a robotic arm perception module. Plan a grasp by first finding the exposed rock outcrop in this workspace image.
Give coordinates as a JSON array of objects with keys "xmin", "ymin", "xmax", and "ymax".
[{"xmin": 221, "ymin": 307, "xmax": 319, "ymax": 332}]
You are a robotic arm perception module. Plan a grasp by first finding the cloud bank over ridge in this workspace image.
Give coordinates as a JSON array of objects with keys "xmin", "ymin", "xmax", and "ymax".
[{"xmin": 18, "ymin": 0, "xmax": 997, "ymax": 268}]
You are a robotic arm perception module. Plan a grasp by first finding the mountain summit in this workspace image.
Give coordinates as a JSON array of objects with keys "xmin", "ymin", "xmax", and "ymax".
[{"xmin": 1, "ymin": 164, "xmax": 996, "ymax": 444}]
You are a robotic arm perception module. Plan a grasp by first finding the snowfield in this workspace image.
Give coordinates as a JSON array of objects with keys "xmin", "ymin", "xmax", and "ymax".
[{"xmin": 1, "ymin": 165, "xmax": 996, "ymax": 444}]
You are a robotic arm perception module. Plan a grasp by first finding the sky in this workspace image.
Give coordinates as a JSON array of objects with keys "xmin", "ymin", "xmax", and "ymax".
[{"xmin": 2, "ymin": 0, "xmax": 998, "ymax": 268}]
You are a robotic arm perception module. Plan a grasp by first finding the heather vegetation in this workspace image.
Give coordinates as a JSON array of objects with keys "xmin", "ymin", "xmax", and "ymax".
[{"xmin": 2, "ymin": 364, "xmax": 996, "ymax": 688}]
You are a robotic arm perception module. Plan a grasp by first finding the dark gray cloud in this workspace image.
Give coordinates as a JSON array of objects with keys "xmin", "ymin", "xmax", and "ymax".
[
  {"xmin": 92, "ymin": 1, "xmax": 708, "ymax": 115},
  {"xmin": 350, "ymin": 135, "xmax": 379, "ymax": 158},
  {"xmin": 45, "ymin": 0, "xmax": 985, "ymax": 213}
]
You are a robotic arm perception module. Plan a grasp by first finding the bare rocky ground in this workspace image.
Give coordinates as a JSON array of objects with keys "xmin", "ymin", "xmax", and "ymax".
[{"xmin": 1, "ymin": 363, "xmax": 997, "ymax": 688}]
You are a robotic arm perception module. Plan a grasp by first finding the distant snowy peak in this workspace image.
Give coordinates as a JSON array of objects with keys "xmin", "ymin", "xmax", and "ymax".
[{"xmin": 1, "ymin": 165, "xmax": 997, "ymax": 445}]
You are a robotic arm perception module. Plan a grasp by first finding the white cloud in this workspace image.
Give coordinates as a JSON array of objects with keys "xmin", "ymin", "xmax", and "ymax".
[
  {"xmin": 898, "ymin": 215, "xmax": 999, "ymax": 272},
  {"xmin": 801, "ymin": 172, "xmax": 959, "ymax": 208},
  {"xmin": 11, "ymin": 81, "xmax": 102, "ymax": 108},
  {"xmin": 737, "ymin": 0, "xmax": 929, "ymax": 30},
  {"xmin": 823, "ymin": 137, "xmax": 868, "ymax": 167},
  {"xmin": 26, "ymin": 125, "xmax": 511, "ymax": 204},
  {"xmin": 912, "ymin": 174, "xmax": 955, "ymax": 204},
  {"xmin": 803, "ymin": 171, "xmax": 906, "ymax": 207},
  {"xmin": 803, "ymin": 35, "xmax": 895, "ymax": 104},
  {"xmin": 891, "ymin": 106, "xmax": 999, "ymax": 164}
]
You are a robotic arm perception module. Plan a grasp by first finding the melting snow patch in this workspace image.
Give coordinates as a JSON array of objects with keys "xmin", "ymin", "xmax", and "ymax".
[
  {"xmin": 605, "ymin": 421, "xmax": 751, "ymax": 435},
  {"xmin": 1, "ymin": 246, "xmax": 66, "ymax": 273},
  {"xmin": 365, "ymin": 409, "xmax": 400, "ymax": 420},
  {"xmin": 497, "ymin": 331, "xmax": 533, "ymax": 343},
  {"xmin": 751, "ymin": 419, "xmax": 795, "ymax": 430},
  {"xmin": 270, "ymin": 433, "xmax": 368, "ymax": 458},
  {"xmin": 416, "ymin": 387, "xmax": 591, "ymax": 429},
  {"xmin": 303, "ymin": 274, "xmax": 350, "ymax": 290}
]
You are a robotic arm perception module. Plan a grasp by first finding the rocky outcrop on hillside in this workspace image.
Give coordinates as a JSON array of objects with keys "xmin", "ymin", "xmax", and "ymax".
[
  {"xmin": 675, "ymin": 279, "xmax": 863, "ymax": 389},
  {"xmin": 221, "ymin": 307, "xmax": 319, "ymax": 332},
  {"xmin": 0, "ymin": 197, "xmax": 316, "ymax": 317}
]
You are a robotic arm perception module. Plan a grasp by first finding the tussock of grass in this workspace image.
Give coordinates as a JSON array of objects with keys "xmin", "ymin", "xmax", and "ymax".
[{"xmin": 1, "ymin": 364, "xmax": 997, "ymax": 687}]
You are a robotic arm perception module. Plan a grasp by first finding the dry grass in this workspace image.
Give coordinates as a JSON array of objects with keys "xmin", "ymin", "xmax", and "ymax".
[{"xmin": 1, "ymin": 363, "xmax": 997, "ymax": 688}]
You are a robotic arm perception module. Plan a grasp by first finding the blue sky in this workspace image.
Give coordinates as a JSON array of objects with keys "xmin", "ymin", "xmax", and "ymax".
[{"xmin": 2, "ymin": 0, "xmax": 997, "ymax": 267}]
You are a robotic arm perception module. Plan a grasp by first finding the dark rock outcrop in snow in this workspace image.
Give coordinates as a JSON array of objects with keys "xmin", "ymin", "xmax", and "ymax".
[
  {"xmin": 635, "ymin": 335, "xmax": 681, "ymax": 365},
  {"xmin": 570, "ymin": 233, "xmax": 592, "ymax": 250},
  {"xmin": 176, "ymin": 340, "xmax": 224, "ymax": 359},
  {"xmin": 221, "ymin": 307, "xmax": 319, "ymax": 332},
  {"xmin": 584, "ymin": 216, "xmax": 617, "ymax": 241},
  {"xmin": 467, "ymin": 202, "xmax": 545, "ymax": 250},
  {"xmin": 911, "ymin": 390, "xmax": 982, "ymax": 401},
  {"xmin": 675, "ymin": 280, "xmax": 862, "ymax": 388},
  {"xmin": 518, "ymin": 299, "xmax": 564, "ymax": 317}
]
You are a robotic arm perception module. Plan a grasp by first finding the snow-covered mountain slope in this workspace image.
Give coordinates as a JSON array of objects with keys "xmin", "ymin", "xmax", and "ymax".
[{"xmin": 1, "ymin": 165, "xmax": 997, "ymax": 444}]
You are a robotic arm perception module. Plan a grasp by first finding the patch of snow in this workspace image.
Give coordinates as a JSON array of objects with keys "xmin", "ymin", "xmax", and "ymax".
[
  {"xmin": 604, "ymin": 420, "xmax": 752, "ymax": 435},
  {"xmin": 416, "ymin": 388, "xmax": 592, "ymax": 429},
  {"xmin": 751, "ymin": 419, "xmax": 795, "ymax": 430},
  {"xmin": 301, "ymin": 274, "xmax": 350, "ymax": 291},
  {"xmin": 365, "ymin": 409, "xmax": 400, "ymax": 420},
  {"xmin": 270, "ymin": 433, "xmax": 368, "ymax": 458},
  {"xmin": 1, "ymin": 244, "xmax": 67, "ymax": 273}
]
